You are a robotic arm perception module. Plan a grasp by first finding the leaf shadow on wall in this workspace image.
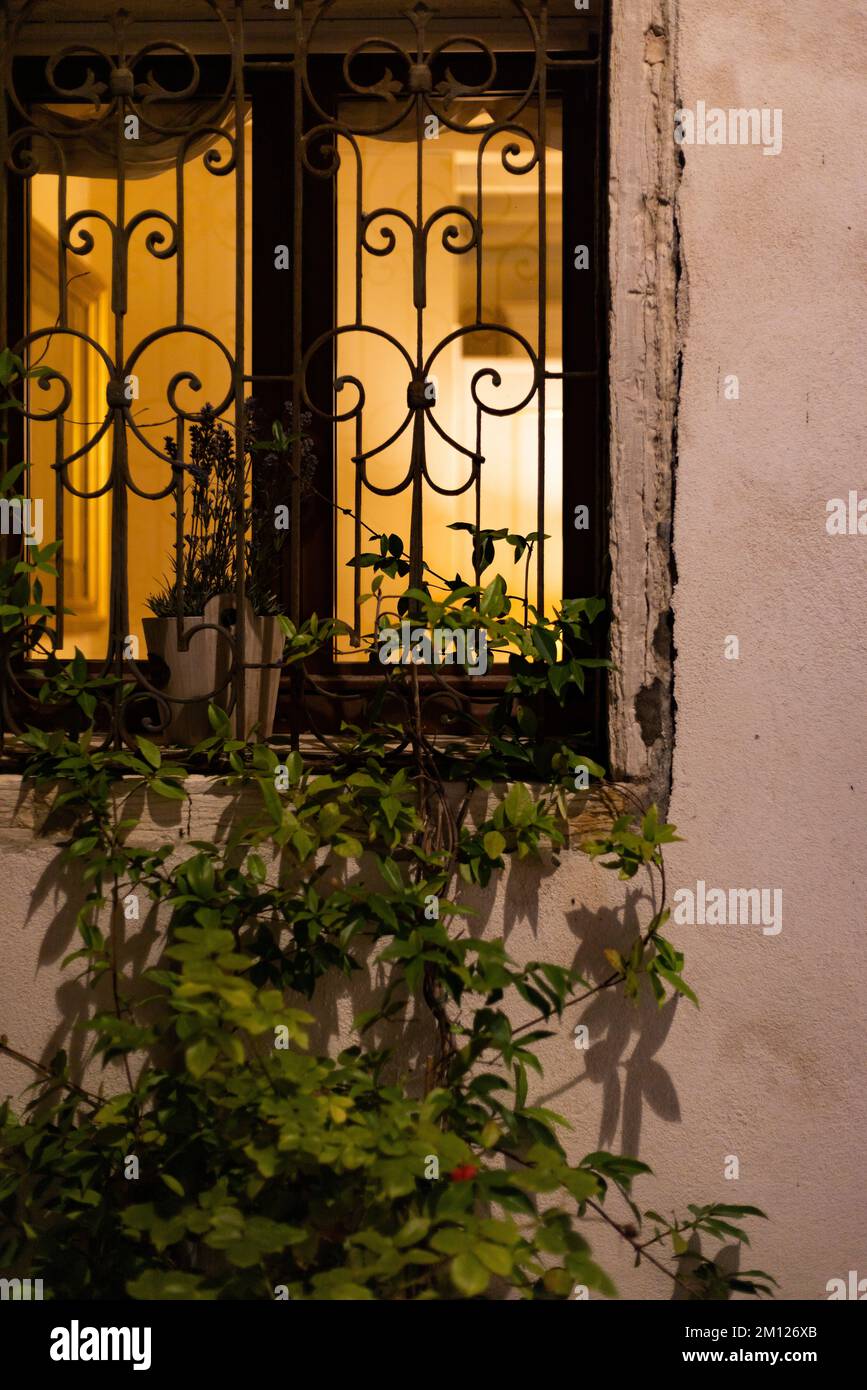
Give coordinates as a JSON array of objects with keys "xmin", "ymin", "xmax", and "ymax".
[
  {"xmin": 455, "ymin": 852, "xmax": 561, "ymax": 945},
  {"xmin": 670, "ymin": 1233, "xmax": 743, "ymax": 1302},
  {"xmin": 537, "ymin": 892, "xmax": 681, "ymax": 1158},
  {"xmin": 26, "ymin": 853, "xmax": 161, "ymax": 1082}
]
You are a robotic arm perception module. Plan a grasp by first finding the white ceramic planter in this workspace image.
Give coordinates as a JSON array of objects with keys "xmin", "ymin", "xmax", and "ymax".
[{"xmin": 143, "ymin": 594, "xmax": 283, "ymax": 745}]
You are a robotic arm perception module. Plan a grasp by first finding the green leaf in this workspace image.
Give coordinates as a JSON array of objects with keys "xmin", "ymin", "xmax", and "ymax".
[
  {"xmin": 136, "ymin": 735, "xmax": 161, "ymax": 769},
  {"xmin": 503, "ymin": 782, "xmax": 533, "ymax": 828},
  {"xmin": 706, "ymin": 1204, "xmax": 767, "ymax": 1219},
  {"xmin": 655, "ymin": 965, "xmax": 699, "ymax": 1007},
  {"xmin": 186, "ymin": 854, "xmax": 215, "ymax": 899},
  {"xmin": 431, "ymin": 1228, "xmax": 467, "ymax": 1256},
  {"xmin": 0, "ymin": 347, "xmax": 21, "ymax": 386},
  {"xmin": 450, "ymin": 1251, "xmax": 490, "ymax": 1296},
  {"xmin": 549, "ymin": 663, "xmax": 574, "ymax": 698},
  {"xmin": 148, "ymin": 778, "xmax": 186, "ymax": 801},
  {"xmin": 395, "ymin": 1217, "xmax": 431, "ymax": 1248},
  {"xmin": 259, "ymin": 777, "xmax": 283, "ymax": 824},
  {"xmin": 334, "ymin": 835, "xmax": 363, "ymax": 858},
  {"xmin": 514, "ymin": 1061, "xmax": 528, "ymax": 1110},
  {"xmin": 186, "ymin": 1039, "xmax": 218, "ymax": 1079},
  {"xmin": 207, "ymin": 703, "xmax": 232, "ymax": 734},
  {"xmin": 127, "ymin": 1271, "xmax": 217, "ymax": 1301},
  {"xmin": 561, "ymin": 1168, "xmax": 601, "ymax": 1202},
  {"xmin": 480, "ymin": 576, "xmax": 505, "ymax": 616},
  {"xmin": 642, "ymin": 804, "xmax": 659, "ymax": 841},
  {"xmin": 377, "ymin": 856, "xmax": 403, "ymax": 893},
  {"xmin": 0, "ymin": 462, "xmax": 25, "ymax": 494},
  {"xmin": 247, "ymin": 853, "xmax": 267, "ymax": 883},
  {"xmin": 531, "ymin": 626, "xmax": 558, "ymax": 664},
  {"xmin": 483, "ymin": 830, "xmax": 506, "ymax": 860},
  {"xmin": 474, "ymin": 1240, "xmax": 512, "ymax": 1276}
]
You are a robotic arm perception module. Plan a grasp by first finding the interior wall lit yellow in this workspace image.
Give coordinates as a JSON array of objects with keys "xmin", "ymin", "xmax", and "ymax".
[
  {"xmin": 26, "ymin": 113, "xmax": 252, "ymax": 659},
  {"xmin": 335, "ymin": 102, "xmax": 563, "ymax": 656}
]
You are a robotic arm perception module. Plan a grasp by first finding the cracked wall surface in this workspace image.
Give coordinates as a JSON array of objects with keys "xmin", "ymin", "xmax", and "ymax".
[{"xmin": 607, "ymin": 0, "xmax": 681, "ymax": 809}]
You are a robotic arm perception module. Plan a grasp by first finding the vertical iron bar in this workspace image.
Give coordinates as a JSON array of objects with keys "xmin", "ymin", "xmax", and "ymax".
[
  {"xmin": 354, "ymin": 128, "xmax": 362, "ymax": 327},
  {"xmin": 291, "ymin": 0, "xmax": 304, "ymax": 626},
  {"xmin": 408, "ymin": 13, "xmax": 425, "ymax": 597},
  {"xmin": 536, "ymin": 1, "xmax": 548, "ymax": 615},
  {"xmin": 54, "ymin": 415, "xmax": 64, "ymax": 648},
  {"xmin": 174, "ymin": 142, "xmax": 185, "ymax": 644},
  {"xmin": 289, "ymin": 0, "xmax": 304, "ymax": 748},
  {"xmin": 352, "ymin": 411, "xmax": 361, "ymax": 643},
  {"xmin": 233, "ymin": 0, "xmax": 247, "ymax": 739},
  {"xmin": 56, "ymin": 162, "xmax": 67, "ymax": 327},
  {"xmin": 0, "ymin": 2, "xmax": 7, "ymax": 361},
  {"xmin": 110, "ymin": 10, "xmax": 129, "ymax": 743},
  {"xmin": 52, "ymin": 143, "xmax": 68, "ymax": 652},
  {"xmin": 474, "ymin": 409, "xmax": 482, "ymax": 586}
]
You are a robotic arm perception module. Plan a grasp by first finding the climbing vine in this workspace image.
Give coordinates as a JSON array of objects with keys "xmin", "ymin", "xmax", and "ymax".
[{"xmin": 0, "ymin": 356, "xmax": 775, "ymax": 1299}]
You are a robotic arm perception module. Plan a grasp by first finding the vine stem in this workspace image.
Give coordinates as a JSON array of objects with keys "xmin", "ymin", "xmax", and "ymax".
[
  {"xmin": 0, "ymin": 1037, "xmax": 102, "ymax": 1106},
  {"xmin": 523, "ymin": 538, "xmax": 534, "ymax": 628},
  {"xmin": 584, "ymin": 1197, "xmax": 697, "ymax": 1297},
  {"xmin": 109, "ymin": 867, "xmax": 136, "ymax": 1095},
  {"xmin": 407, "ymin": 663, "xmax": 459, "ymax": 1090},
  {"xmin": 497, "ymin": 1143, "xmax": 696, "ymax": 1297},
  {"xmin": 509, "ymin": 909, "xmax": 661, "ymax": 1041},
  {"xmin": 510, "ymin": 831, "xmax": 669, "ymax": 1040},
  {"xmin": 277, "ymin": 445, "xmax": 534, "ymax": 610}
]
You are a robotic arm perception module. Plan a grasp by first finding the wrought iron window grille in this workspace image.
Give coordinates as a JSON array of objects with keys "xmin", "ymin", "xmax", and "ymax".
[{"xmin": 0, "ymin": 0, "xmax": 608, "ymax": 764}]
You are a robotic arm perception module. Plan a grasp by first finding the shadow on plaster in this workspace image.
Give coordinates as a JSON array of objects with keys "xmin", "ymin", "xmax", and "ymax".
[{"xmin": 538, "ymin": 891, "xmax": 681, "ymax": 1157}]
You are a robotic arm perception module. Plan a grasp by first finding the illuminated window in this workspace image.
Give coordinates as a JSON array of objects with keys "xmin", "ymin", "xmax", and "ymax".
[
  {"xmin": 24, "ymin": 109, "xmax": 252, "ymax": 660},
  {"xmin": 2, "ymin": 2, "xmax": 607, "ymax": 748},
  {"xmin": 334, "ymin": 100, "xmax": 564, "ymax": 655}
]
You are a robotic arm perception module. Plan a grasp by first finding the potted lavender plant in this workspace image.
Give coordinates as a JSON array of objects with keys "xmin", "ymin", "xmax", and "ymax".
[{"xmin": 143, "ymin": 401, "xmax": 315, "ymax": 744}]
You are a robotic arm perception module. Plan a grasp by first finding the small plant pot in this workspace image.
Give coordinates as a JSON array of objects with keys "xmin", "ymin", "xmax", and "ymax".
[{"xmin": 142, "ymin": 594, "xmax": 283, "ymax": 745}]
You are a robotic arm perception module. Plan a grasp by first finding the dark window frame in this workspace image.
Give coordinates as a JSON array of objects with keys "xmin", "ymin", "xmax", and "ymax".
[
  {"xmin": 249, "ymin": 46, "xmax": 609, "ymax": 749},
  {"xmin": 2, "ymin": 16, "xmax": 609, "ymax": 761}
]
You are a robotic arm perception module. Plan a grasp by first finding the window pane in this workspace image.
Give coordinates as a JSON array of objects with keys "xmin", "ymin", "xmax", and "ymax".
[
  {"xmin": 335, "ymin": 98, "xmax": 563, "ymax": 657},
  {"xmin": 25, "ymin": 110, "xmax": 252, "ymax": 659}
]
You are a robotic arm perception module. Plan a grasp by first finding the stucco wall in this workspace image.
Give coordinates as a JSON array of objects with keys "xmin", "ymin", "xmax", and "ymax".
[
  {"xmin": 1, "ymin": 0, "xmax": 866, "ymax": 1301},
  {"xmin": 658, "ymin": 0, "xmax": 867, "ymax": 1302}
]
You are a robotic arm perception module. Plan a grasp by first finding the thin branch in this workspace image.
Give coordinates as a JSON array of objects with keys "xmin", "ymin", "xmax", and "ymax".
[
  {"xmin": 0, "ymin": 1038, "xmax": 102, "ymax": 1106},
  {"xmin": 585, "ymin": 1198, "xmax": 697, "ymax": 1296}
]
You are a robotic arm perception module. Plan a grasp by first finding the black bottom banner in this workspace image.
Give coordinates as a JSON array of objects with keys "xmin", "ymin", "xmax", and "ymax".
[{"xmin": 0, "ymin": 1296, "xmax": 860, "ymax": 1378}]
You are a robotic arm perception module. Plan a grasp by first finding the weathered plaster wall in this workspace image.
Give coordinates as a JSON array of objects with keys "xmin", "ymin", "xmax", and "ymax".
[
  {"xmin": 591, "ymin": 0, "xmax": 867, "ymax": 1299},
  {"xmin": 604, "ymin": 0, "xmax": 867, "ymax": 1298},
  {"xmin": 1, "ymin": 0, "xmax": 866, "ymax": 1301}
]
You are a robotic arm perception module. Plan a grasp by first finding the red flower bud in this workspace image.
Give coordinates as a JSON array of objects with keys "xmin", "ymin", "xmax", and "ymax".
[{"xmin": 449, "ymin": 1163, "xmax": 479, "ymax": 1182}]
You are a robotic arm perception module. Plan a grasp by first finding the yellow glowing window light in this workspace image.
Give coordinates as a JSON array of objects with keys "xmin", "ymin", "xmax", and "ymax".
[
  {"xmin": 25, "ymin": 110, "xmax": 252, "ymax": 660},
  {"xmin": 334, "ymin": 99, "xmax": 563, "ymax": 658}
]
